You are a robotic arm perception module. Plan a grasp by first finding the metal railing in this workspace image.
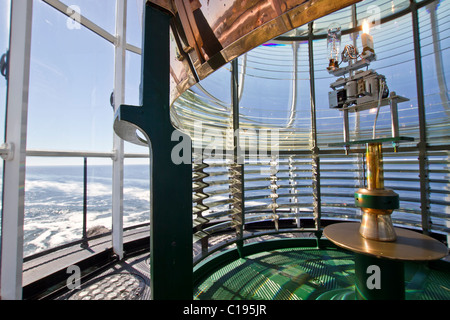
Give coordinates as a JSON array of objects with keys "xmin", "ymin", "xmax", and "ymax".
[{"xmin": 22, "ymin": 149, "xmax": 150, "ymax": 258}]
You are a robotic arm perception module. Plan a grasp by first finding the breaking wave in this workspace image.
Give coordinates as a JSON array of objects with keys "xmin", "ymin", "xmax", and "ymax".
[{"xmin": 24, "ymin": 165, "xmax": 150, "ymax": 257}]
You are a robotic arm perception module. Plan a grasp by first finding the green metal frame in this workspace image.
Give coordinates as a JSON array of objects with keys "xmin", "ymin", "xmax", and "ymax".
[{"xmin": 115, "ymin": 4, "xmax": 192, "ymax": 300}]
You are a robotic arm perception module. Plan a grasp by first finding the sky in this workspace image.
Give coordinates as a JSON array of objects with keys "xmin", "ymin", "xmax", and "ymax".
[{"xmin": 0, "ymin": 0, "xmax": 148, "ymax": 166}]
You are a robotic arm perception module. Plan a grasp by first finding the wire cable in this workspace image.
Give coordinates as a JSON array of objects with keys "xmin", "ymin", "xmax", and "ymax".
[{"xmin": 372, "ymin": 79, "xmax": 386, "ymax": 139}]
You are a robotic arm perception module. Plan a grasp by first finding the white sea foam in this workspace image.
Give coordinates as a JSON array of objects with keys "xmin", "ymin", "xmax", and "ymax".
[
  {"xmin": 24, "ymin": 208, "xmax": 117, "ymax": 256},
  {"xmin": 87, "ymin": 182, "xmax": 113, "ymax": 197},
  {"xmin": 24, "ymin": 220, "xmax": 80, "ymax": 254},
  {"xmin": 124, "ymin": 186, "xmax": 150, "ymax": 201},
  {"xmin": 26, "ymin": 180, "xmax": 150, "ymax": 200},
  {"xmin": 22, "ymin": 165, "xmax": 153, "ymax": 257},
  {"xmin": 26, "ymin": 179, "xmax": 81, "ymax": 193}
]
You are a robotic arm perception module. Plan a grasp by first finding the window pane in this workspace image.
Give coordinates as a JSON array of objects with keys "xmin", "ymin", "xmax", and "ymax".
[
  {"xmin": 419, "ymin": 1, "xmax": 450, "ymax": 233},
  {"xmin": 126, "ymin": 0, "xmax": 143, "ymax": 48},
  {"xmin": 124, "ymin": 158, "xmax": 150, "ymax": 228},
  {"xmin": 125, "ymin": 50, "xmax": 141, "ymax": 106},
  {"xmin": 24, "ymin": 159, "xmax": 86, "ymax": 256},
  {"xmin": 419, "ymin": 1, "xmax": 450, "ymax": 146},
  {"xmin": 359, "ymin": 13, "xmax": 419, "ymax": 142},
  {"xmin": 24, "ymin": 158, "xmax": 114, "ymax": 257},
  {"xmin": 27, "ymin": 0, "xmax": 114, "ymax": 153}
]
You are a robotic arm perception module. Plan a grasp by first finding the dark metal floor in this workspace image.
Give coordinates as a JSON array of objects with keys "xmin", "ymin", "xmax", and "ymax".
[
  {"xmin": 54, "ymin": 231, "xmax": 307, "ymax": 300},
  {"xmin": 57, "ymin": 253, "xmax": 151, "ymax": 300},
  {"xmin": 54, "ymin": 245, "xmax": 450, "ymax": 300}
]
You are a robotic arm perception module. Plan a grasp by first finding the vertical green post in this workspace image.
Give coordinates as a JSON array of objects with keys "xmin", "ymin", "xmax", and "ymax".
[{"xmin": 116, "ymin": 4, "xmax": 192, "ymax": 300}]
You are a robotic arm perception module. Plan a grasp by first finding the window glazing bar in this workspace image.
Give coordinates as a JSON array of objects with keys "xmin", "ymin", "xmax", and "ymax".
[
  {"xmin": 351, "ymin": 4, "xmax": 366, "ymax": 212},
  {"xmin": 126, "ymin": 43, "xmax": 141, "ymax": 55},
  {"xmin": 238, "ymin": 54, "xmax": 246, "ymax": 102},
  {"xmin": 308, "ymin": 22, "xmax": 321, "ymax": 233},
  {"xmin": 25, "ymin": 150, "xmax": 148, "ymax": 158},
  {"xmin": 42, "ymin": 0, "xmax": 116, "ymax": 44},
  {"xmin": 112, "ymin": 0, "xmax": 127, "ymax": 260},
  {"xmin": 410, "ymin": 0, "xmax": 431, "ymax": 234},
  {"xmin": 0, "ymin": 0, "xmax": 33, "ymax": 300}
]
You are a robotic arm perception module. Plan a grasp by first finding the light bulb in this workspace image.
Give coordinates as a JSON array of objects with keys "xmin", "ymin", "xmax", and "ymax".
[
  {"xmin": 362, "ymin": 20, "xmax": 370, "ymax": 35},
  {"xmin": 327, "ymin": 23, "xmax": 341, "ymax": 68},
  {"xmin": 361, "ymin": 20, "xmax": 374, "ymax": 55}
]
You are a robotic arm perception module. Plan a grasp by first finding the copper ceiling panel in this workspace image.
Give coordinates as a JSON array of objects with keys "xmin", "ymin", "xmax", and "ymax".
[{"xmin": 148, "ymin": 0, "xmax": 360, "ymax": 104}]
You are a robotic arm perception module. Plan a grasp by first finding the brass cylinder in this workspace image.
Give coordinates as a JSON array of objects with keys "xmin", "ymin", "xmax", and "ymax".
[
  {"xmin": 358, "ymin": 142, "xmax": 397, "ymax": 241},
  {"xmin": 366, "ymin": 142, "xmax": 384, "ymax": 190}
]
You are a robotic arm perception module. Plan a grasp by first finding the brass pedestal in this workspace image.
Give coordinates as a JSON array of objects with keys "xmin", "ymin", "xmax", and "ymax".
[
  {"xmin": 355, "ymin": 188, "xmax": 399, "ymax": 241},
  {"xmin": 355, "ymin": 142, "xmax": 399, "ymax": 242},
  {"xmin": 324, "ymin": 223, "xmax": 448, "ymax": 300},
  {"xmin": 360, "ymin": 209, "xmax": 396, "ymax": 241}
]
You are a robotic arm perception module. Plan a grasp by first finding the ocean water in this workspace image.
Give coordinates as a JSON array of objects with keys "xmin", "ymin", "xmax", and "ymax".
[
  {"xmin": 21, "ymin": 161, "xmax": 448, "ymax": 258},
  {"xmin": 22, "ymin": 162, "xmax": 283, "ymax": 257},
  {"xmin": 24, "ymin": 164, "xmax": 151, "ymax": 257}
]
